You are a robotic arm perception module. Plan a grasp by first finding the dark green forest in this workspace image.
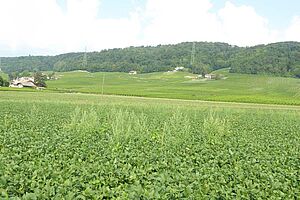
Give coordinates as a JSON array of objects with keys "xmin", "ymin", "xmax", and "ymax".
[{"xmin": 1, "ymin": 41, "xmax": 300, "ymax": 78}]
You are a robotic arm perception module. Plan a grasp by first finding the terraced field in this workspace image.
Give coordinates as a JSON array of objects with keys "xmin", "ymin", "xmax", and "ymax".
[{"xmin": 0, "ymin": 91, "xmax": 299, "ymax": 199}]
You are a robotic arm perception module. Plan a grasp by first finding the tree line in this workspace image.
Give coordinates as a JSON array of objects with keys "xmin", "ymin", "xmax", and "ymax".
[{"xmin": 1, "ymin": 41, "xmax": 299, "ymax": 78}]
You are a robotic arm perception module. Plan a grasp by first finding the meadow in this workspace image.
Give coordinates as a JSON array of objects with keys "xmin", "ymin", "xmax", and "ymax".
[
  {"xmin": 45, "ymin": 69, "xmax": 300, "ymax": 105},
  {"xmin": 0, "ymin": 91, "xmax": 299, "ymax": 199},
  {"xmin": 1, "ymin": 69, "xmax": 299, "ymax": 105}
]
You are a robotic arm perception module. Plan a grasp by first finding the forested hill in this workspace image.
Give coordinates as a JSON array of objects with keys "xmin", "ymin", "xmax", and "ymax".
[{"xmin": 1, "ymin": 41, "xmax": 300, "ymax": 77}]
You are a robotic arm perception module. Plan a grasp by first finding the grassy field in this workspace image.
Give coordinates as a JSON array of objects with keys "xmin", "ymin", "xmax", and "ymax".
[
  {"xmin": 1, "ymin": 69, "xmax": 299, "ymax": 105},
  {"xmin": 0, "ymin": 91, "xmax": 300, "ymax": 199},
  {"xmin": 44, "ymin": 69, "xmax": 300, "ymax": 105}
]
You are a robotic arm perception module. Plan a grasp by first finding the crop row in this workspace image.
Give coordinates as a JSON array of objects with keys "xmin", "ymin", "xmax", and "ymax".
[{"xmin": 0, "ymin": 100, "xmax": 299, "ymax": 199}]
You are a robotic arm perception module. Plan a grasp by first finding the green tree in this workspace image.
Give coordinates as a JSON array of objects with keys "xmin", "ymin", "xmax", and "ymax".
[
  {"xmin": 3, "ymin": 80, "xmax": 9, "ymax": 87},
  {"xmin": 293, "ymin": 67, "xmax": 300, "ymax": 78},
  {"xmin": 0, "ymin": 76, "xmax": 3, "ymax": 86},
  {"xmin": 48, "ymin": 71, "xmax": 56, "ymax": 80},
  {"xmin": 8, "ymin": 72, "xmax": 19, "ymax": 80},
  {"xmin": 20, "ymin": 70, "xmax": 31, "ymax": 77},
  {"xmin": 0, "ymin": 76, "xmax": 9, "ymax": 87},
  {"xmin": 53, "ymin": 61, "xmax": 68, "ymax": 71},
  {"xmin": 33, "ymin": 71, "xmax": 47, "ymax": 87},
  {"xmin": 190, "ymin": 62, "xmax": 210, "ymax": 76}
]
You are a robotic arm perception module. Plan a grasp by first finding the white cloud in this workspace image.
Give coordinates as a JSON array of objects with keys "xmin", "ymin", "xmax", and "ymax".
[
  {"xmin": 285, "ymin": 16, "xmax": 300, "ymax": 41},
  {"xmin": 0, "ymin": 0, "xmax": 299, "ymax": 56},
  {"xmin": 0, "ymin": 0, "xmax": 65, "ymax": 51},
  {"xmin": 0, "ymin": 0, "xmax": 141, "ymax": 55},
  {"xmin": 59, "ymin": 0, "xmax": 141, "ymax": 52},
  {"xmin": 217, "ymin": 2, "xmax": 279, "ymax": 46},
  {"xmin": 141, "ymin": 0, "xmax": 280, "ymax": 46},
  {"xmin": 142, "ymin": 0, "xmax": 222, "ymax": 45}
]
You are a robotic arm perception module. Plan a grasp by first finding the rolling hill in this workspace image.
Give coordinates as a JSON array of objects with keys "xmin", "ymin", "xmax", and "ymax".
[{"xmin": 1, "ymin": 41, "xmax": 300, "ymax": 78}]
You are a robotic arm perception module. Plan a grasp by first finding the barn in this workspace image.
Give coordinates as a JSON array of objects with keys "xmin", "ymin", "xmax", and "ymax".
[{"xmin": 10, "ymin": 77, "xmax": 37, "ymax": 88}]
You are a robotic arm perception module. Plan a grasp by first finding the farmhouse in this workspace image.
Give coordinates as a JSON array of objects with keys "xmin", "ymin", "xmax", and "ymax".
[
  {"xmin": 129, "ymin": 71, "xmax": 137, "ymax": 75},
  {"xmin": 173, "ymin": 67, "xmax": 184, "ymax": 72},
  {"xmin": 10, "ymin": 77, "xmax": 36, "ymax": 88},
  {"xmin": 205, "ymin": 74, "xmax": 217, "ymax": 80}
]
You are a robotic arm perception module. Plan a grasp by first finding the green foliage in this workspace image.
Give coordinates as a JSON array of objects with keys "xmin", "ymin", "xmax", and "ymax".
[
  {"xmin": 0, "ymin": 75, "xmax": 9, "ymax": 87},
  {"xmin": 33, "ymin": 71, "xmax": 47, "ymax": 87},
  {"xmin": 8, "ymin": 71, "xmax": 19, "ymax": 80},
  {"xmin": 0, "ymin": 92, "xmax": 299, "ymax": 199},
  {"xmin": 229, "ymin": 42, "xmax": 300, "ymax": 76},
  {"xmin": 1, "ymin": 41, "xmax": 300, "ymax": 77},
  {"xmin": 0, "ymin": 75, "xmax": 3, "ymax": 86},
  {"xmin": 292, "ymin": 67, "xmax": 300, "ymax": 78},
  {"xmin": 48, "ymin": 71, "xmax": 56, "ymax": 80},
  {"xmin": 189, "ymin": 62, "xmax": 209, "ymax": 76},
  {"xmin": 3, "ymin": 80, "xmax": 9, "ymax": 87},
  {"xmin": 20, "ymin": 70, "xmax": 31, "ymax": 77}
]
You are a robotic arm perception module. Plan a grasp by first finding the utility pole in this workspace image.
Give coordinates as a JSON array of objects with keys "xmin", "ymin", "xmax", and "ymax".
[{"xmin": 101, "ymin": 73, "xmax": 105, "ymax": 95}]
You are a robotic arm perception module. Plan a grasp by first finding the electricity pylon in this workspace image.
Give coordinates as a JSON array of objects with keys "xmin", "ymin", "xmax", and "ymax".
[
  {"xmin": 83, "ymin": 47, "xmax": 87, "ymax": 69},
  {"xmin": 190, "ymin": 42, "xmax": 196, "ymax": 66}
]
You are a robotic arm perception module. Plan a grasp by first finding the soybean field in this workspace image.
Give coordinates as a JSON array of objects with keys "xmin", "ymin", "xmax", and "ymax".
[{"xmin": 0, "ymin": 91, "xmax": 299, "ymax": 199}]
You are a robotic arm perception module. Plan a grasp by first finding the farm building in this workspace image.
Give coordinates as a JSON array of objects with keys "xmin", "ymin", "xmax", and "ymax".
[
  {"xmin": 129, "ymin": 71, "xmax": 137, "ymax": 75},
  {"xmin": 205, "ymin": 74, "xmax": 217, "ymax": 80},
  {"xmin": 174, "ymin": 67, "xmax": 184, "ymax": 72},
  {"xmin": 10, "ymin": 77, "xmax": 36, "ymax": 88}
]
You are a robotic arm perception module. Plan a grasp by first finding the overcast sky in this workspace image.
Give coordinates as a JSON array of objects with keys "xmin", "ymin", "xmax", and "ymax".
[{"xmin": 0, "ymin": 0, "xmax": 299, "ymax": 56}]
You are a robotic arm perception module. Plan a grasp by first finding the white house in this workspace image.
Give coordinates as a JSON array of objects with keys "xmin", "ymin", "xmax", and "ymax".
[
  {"xmin": 205, "ymin": 74, "xmax": 217, "ymax": 80},
  {"xmin": 129, "ymin": 71, "xmax": 137, "ymax": 75},
  {"xmin": 174, "ymin": 67, "xmax": 185, "ymax": 72}
]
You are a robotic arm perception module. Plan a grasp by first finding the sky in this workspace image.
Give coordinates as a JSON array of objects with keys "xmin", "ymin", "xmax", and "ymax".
[{"xmin": 0, "ymin": 0, "xmax": 299, "ymax": 56}]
